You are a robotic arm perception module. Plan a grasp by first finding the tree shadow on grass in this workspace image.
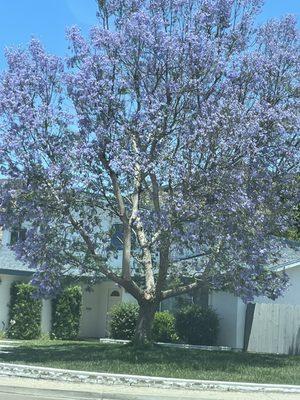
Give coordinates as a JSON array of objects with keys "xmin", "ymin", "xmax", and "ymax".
[
  {"xmin": 0, "ymin": 342, "xmax": 297, "ymax": 367},
  {"xmin": 0, "ymin": 342, "xmax": 299, "ymax": 384}
]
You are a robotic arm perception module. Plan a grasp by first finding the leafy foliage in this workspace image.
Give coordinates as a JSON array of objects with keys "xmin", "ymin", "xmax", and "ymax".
[
  {"xmin": 175, "ymin": 305, "xmax": 219, "ymax": 345},
  {"xmin": 0, "ymin": 1, "xmax": 299, "ymax": 343},
  {"xmin": 0, "ymin": 330, "xmax": 6, "ymax": 340},
  {"xmin": 110, "ymin": 303, "xmax": 139, "ymax": 340},
  {"xmin": 8, "ymin": 282, "xmax": 42, "ymax": 339},
  {"xmin": 52, "ymin": 286, "xmax": 82, "ymax": 340},
  {"xmin": 152, "ymin": 311, "xmax": 178, "ymax": 343},
  {"xmin": 286, "ymin": 204, "xmax": 300, "ymax": 240}
]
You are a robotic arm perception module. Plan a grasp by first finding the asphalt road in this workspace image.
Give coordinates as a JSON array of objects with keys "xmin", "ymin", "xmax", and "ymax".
[{"xmin": 0, "ymin": 376, "xmax": 299, "ymax": 400}]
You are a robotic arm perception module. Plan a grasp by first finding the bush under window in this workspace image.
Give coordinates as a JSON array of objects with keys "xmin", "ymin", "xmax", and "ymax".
[{"xmin": 175, "ymin": 305, "xmax": 219, "ymax": 345}]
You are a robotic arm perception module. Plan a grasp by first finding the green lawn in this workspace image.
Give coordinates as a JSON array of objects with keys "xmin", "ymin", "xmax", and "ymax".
[{"xmin": 0, "ymin": 340, "xmax": 299, "ymax": 385}]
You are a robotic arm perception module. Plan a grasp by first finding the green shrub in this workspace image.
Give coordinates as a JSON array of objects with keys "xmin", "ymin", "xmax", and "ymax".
[
  {"xmin": 152, "ymin": 311, "xmax": 178, "ymax": 343},
  {"xmin": 52, "ymin": 286, "xmax": 82, "ymax": 340},
  {"xmin": 110, "ymin": 302, "xmax": 139, "ymax": 340},
  {"xmin": 8, "ymin": 282, "xmax": 42, "ymax": 339},
  {"xmin": 175, "ymin": 305, "xmax": 219, "ymax": 345}
]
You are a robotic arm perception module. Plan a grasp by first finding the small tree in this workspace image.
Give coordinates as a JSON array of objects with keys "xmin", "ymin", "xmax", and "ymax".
[{"xmin": 0, "ymin": 0, "xmax": 299, "ymax": 344}]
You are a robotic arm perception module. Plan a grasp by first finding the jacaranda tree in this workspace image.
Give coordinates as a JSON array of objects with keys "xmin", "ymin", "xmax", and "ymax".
[{"xmin": 0, "ymin": 0, "xmax": 299, "ymax": 344}]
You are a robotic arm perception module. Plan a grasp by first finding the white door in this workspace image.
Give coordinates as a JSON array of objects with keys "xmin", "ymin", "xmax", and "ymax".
[{"xmin": 80, "ymin": 286, "xmax": 100, "ymax": 338}]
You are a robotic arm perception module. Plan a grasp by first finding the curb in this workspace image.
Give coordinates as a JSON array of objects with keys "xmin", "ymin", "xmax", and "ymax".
[{"xmin": 0, "ymin": 362, "xmax": 300, "ymax": 393}]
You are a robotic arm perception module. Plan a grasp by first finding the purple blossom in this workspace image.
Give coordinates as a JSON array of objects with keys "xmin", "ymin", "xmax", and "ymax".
[{"xmin": 0, "ymin": 0, "xmax": 299, "ymax": 303}]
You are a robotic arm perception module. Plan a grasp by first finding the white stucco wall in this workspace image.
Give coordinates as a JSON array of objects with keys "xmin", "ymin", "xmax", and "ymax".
[
  {"xmin": 0, "ymin": 273, "xmax": 52, "ymax": 335},
  {"xmin": 79, "ymin": 281, "xmax": 125, "ymax": 338},
  {"xmin": 209, "ymin": 291, "xmax": 246, "ymax": 349},
  {"xmin": 0, "ymin": 274, "xmax": 27, "ymax": 331},
  {"xmin": 210, "ymin": 266, "xmax": 300, "ymax": 350},
  {"xmin": 255, "ymin": 265, "xmax": 300, "ymax": 305},
  {"xmin": 41, "ymin": 299, "xmax": 52, "ymax": 334},
  {"xmin": 1, "ymin": 272, "xmax": 133, "ymax": 339},
  {"xmin": 236, "ymin": 298, "xmax": 247, "ymax": 349},
  {"xmin": 121, "ymin": 290, "xmax": 137, "ymax": 304}
]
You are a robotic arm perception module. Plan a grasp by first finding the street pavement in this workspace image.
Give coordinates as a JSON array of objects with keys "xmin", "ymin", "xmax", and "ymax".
[{"xmin": 0, "ymin": 376, "xmax": 299, "ymax": 400}]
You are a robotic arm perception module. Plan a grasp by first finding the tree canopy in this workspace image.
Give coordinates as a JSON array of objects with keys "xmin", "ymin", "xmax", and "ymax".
[{"xmin": 0, "ymin": 0, "xmax": 299, "ymax": 342}]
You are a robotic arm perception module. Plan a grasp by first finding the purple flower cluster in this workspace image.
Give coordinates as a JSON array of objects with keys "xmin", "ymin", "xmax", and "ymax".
[{"xmin": 0, "ymin": 0, "xmax": 299, "ymax": 301}]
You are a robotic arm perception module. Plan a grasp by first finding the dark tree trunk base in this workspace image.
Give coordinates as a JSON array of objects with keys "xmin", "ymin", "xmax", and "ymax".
[{"xmin": 133, "ymin": 300, "xmax": 158, "ymax": 346}]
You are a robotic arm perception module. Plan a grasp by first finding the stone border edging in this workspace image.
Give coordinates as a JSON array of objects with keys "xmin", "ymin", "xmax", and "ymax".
[
  {"xmin": 0, "ymin": 362, "xmax": 299, "ymax": 393},
  {"xmin": 99, "ymin": 338, "xmax": 239, "ymax": 352}
]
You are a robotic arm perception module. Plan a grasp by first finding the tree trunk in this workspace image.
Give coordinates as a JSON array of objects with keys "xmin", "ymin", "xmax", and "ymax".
[{"xmin": 133, "ymin": 300, "xmax": 158, "ymax": 346}]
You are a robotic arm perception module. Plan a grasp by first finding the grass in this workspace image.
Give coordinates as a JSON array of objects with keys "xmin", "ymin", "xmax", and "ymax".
[{"xmin": 0, "ymin": 339, "xmax": 299, "ymax": 385}]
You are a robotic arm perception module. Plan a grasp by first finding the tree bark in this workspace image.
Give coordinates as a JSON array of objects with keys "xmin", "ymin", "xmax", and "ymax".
[{"xmin": 133, "ymin": 299, "xmax": 158, "ymax": 346}]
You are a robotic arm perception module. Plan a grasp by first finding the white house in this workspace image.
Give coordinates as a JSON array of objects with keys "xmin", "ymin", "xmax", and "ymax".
[
  {"xmin": 0, "ymin": 225, "xmax": 299, "ymax": 354},
  {"xmin": 0, "ymin": 225, "xmax": 129, "ymax": 338}
]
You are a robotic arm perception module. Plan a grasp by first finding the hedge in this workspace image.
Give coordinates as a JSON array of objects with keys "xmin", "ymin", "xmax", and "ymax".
[
  {"xmin": 175, "ymin": 305, "xmax": 219, "ymax": 345},
  {"xmin": 52, "ymin": 285, "xmax": 82, "ymax": 340},
  {"xmin": 109, "ymin": 302, "xmax": 139, "ymax": 340},
  {"xmin": 8, "ymin": 282, "xmax": 42, "ymax": 339},
  {"xmin": 152, "ymin": 311, "xmax": 178, "ymax": 343}
]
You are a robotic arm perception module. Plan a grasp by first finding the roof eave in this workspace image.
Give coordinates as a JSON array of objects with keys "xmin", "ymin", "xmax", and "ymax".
[
  {"xmin": 0, "ymin": 268, "xmax": 34, "ymax": 277},
  {"xmin": 273, "ymin": 261, "xmax": 300, "ymax": 272}
]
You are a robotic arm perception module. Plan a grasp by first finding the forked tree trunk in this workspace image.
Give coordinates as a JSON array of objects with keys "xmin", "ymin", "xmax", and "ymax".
[{"xmin": 133, "ymin": 300, "xmax": 158, "ymax": 346}]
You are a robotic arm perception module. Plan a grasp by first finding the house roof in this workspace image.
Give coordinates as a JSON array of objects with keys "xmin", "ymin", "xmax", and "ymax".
[
  {"xmin": 268, "ymin": 239, "xmax": 300, "ymax": 271},
  {"xmin": 0, "ymin": 245, "xmax": 35, "ymax": 276},
  {"xmin": 173, "ymin": 238, "xmax": 300, "ymax": 272},
  {"xmin": 1, "ymin": 237, "xmax": 299, "ymax": 276}
]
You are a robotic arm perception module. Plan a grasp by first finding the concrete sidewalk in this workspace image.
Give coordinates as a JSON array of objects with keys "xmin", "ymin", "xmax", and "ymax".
[{"xmin": 0, "ymin": 376, "xmax": 300, "ymax": 400}]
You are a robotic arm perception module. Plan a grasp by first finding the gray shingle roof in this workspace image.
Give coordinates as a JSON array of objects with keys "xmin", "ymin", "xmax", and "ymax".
[
  {"xmin": 0, "ymin": 246, "xmax": 34, "ymax": 275},
  {"xmin": 0, "ymin": 239, "xmax": 299, "ymax": 276},
  {"xmin": 269, "ymin": 239, "xmax": 300, "ymax": 271}
]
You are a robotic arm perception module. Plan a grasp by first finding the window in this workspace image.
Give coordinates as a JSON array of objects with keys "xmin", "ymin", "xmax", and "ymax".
[
  {"xmin": 161, "ymin": 287, "xmax": 209, "ymax": 312},
  {"xmin": 110, "ymin": 223, "xmax": 123, "ymax": 250},
  {"xmin": 193, "ymin": 287, "xmax": 209, "ymax": 309},
  {"xmin": 10, "ymin": 228, "xmax": 26, "ymax": 245},
  {"xmin": 110, "ymin": 290, "xmax": 120, "ymax": 297}
]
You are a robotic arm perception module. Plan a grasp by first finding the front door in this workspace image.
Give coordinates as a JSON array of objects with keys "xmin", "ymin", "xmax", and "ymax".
[{"xmin": 80, "ymin": 286, "xmax": 101, "ymax": 338}]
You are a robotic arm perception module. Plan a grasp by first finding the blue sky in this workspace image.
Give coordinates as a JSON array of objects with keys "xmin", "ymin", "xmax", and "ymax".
[{"xmin": 0, "ymin": 0, "xmax": 299, "ymax": 70}]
